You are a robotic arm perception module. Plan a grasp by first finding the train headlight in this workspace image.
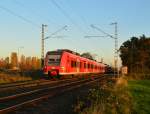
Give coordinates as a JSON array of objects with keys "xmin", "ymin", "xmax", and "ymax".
[
  {"xmin": 51, "ymin": 67, "xmax": 55, "ymax": 69},
  {"xmin": 61, "ymin": 66, "xmax": 65, "ymax": 69},
  {"xmin": 61, "ymin": 66, "xmax": 65, "ymax": 71}
]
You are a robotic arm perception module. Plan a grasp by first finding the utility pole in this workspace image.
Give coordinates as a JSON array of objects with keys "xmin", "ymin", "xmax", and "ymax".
[
  {"xmin": 41, "ymin": 24, "xmax": 47, "ymax": 68},
  {"xmin": 110, "ymin": 22, "xmax": 119, "ymax": 78},
  {"xmin": 41, "ymin": 24, "xmax": 67, "ymax": 68},
  {"xmin": 89, "ymin": 23, "xmax": 119, "ymax": 77}
]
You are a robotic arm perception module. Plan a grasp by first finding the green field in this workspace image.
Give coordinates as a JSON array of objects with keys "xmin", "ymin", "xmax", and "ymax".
[{"xmin": 128, "ymin": 80, "xmax": 150, "ymax": 114}]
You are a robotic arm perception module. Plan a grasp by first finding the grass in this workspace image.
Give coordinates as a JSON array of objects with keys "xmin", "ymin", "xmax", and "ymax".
[
  {"xmin": 128, "ymin": 80, "xmax": 150, "ymax": 114},
  {"xmin": 0, "ymin": 69, "xmax": 43, "ymax": 84},
  {"xmin": 0, "ymin": 73, "xmax": 32, "ymax": 84},
  {"xmin": 74, "ymin": 77, "xmax": 133, "ymax": 114},
  {"xmin": 75, "ymin": 77, "xmax": 150, "ymax": 114}
]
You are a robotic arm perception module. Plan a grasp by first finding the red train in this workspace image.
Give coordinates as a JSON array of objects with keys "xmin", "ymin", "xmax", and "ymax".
[{"xmin": 43, "ymin": 49, "xmax": 106, "ymax": 78}]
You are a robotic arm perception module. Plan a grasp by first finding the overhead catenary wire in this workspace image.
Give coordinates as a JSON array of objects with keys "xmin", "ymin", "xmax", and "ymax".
[
  {"xmin": 84, "ymin": 35, "xmax": 107, "ymax": 38},
  {"xmin": 0, "ymin": 5, "xmax": 40, "ymax": 28},
  {"xmin": 91, "ymin": 24, "xmax": 114, "ymax": 38},
  {"xmin": 13, "ymin": 0, "xmax": 60, "ymax": 26},
  {"xmin": 50, "ymin": 0, "xmax": 86, "ymax": 34},
  {"xmin": 90, "ymin": 23, "xmax": 119, "ymax": 77},
  {"xmin": 44, "ymin": 25, "xmax": 67, "ymax": 40},
  {"xmin": 63, "ymin": 0, "xmax": 90, "ymax": 33}
]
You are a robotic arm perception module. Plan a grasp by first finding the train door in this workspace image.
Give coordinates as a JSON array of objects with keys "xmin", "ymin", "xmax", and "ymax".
[{"xmin": 76, "ymin": 58, "xmax": 80, "ymax": 73}]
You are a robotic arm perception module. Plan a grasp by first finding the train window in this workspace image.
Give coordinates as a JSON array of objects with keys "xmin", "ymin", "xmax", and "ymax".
[
  {"xmin": 47, "ymin": 54, "xmax": 61, "ymax": 66},
  {"xmin": 49, "ymin": 59, "xmax": 55, "ymax": 61},
  {"xmin": 88, "ymin": 64, "xmax": 90, "ymax": 69},
  {"xmin": 74, "ymin": 61, "xmax": 76, "ymax": 67},
  {"xmin": 73, "ymin": 61, "xmax": 76, "ymax": 67},
  {"xmin": 80, "ymin": 62, "xmax": 82, "ymax": 68},
  {"xmin": 56, "ymin": 59, "xmax": 60, "ymax": 61},
  {"xmin": 95, "ymin": 66, "xmax": 97, "ymax": 69},
  {"xmin": 91, "ymin": 64, "xmax": 93, "ymax": 69},
  {"xmin": 71, "ymin": 61, "xmax": 74, "ymax": 67},
  {"xmin": 84, "ymin": 63, "xmax": 86, "ymax": 68}
]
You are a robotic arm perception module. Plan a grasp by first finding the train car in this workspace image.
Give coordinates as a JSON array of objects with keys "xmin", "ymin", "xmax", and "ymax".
[{"xmin": 43, "ymin": 49, "xmax": 106, "ymax": 78}]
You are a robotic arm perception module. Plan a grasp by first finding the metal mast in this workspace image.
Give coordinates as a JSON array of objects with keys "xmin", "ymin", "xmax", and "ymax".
[
  {"xmin": 90, "ymin": 22, "xmax": 119, "ymax": 77},
  {"xmin": 41, "ymin": 24, "xmax": 47, "ymax": 67},
  {"xmin": 41, "ymin": 24, "xmax": 67, "ymax": 68},
  {"xmin": 110, "ymin": 22, "xmax": 118, "ymax": 77}
]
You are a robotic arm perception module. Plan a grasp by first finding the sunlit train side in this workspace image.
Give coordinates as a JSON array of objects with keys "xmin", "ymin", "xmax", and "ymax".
[{"xmin": 43, "ymin": 49, "xmax": 106, "ymax": 78}]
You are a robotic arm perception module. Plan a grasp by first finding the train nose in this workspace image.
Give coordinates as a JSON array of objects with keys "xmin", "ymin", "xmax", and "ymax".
[
  {"xmin": 50, "ymin": 70, "xmax": 58, "ymax": 76},
  {"xmin": 43, "ymin": 65, "xmax": 47, "ymax": 72}
]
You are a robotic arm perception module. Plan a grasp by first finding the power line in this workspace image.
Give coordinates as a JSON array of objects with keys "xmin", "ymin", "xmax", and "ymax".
[
  {"xmin": 13, "ymin": 0, "xmax": 59, "ymax": 26},
  {"xmin": 84, "ymin": 35, "xmax": 107, "ymax": 38},
  {"xmin": 44, "ymin": 25, "xmax": 67, "ymax": 40},
  {"xmin": 50, "ymin": 0, "xmax": 86, "ymax": 34},
  {"xmin": 41, "ymin": 25, "xmax": 68, "ymax": 67},
  {"xmin": 90, "ymin": 23, "xmax": 119, "ymax": 77},
  {"xmin": 91, "ymin": 24, "xmax": 113, "ymax": 38},
  {"xmin": 0, "ymin": 5, "xmax": 40, "ymax": 28},
  {"xmin": 63, "ymin": 0, "xmax": 90, "ymax": 32}
]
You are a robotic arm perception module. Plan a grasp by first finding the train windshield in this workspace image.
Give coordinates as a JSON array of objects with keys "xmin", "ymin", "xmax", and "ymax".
[{"xmin": 47, "ymin": 53, "xmax": 62, "ymax": 66}]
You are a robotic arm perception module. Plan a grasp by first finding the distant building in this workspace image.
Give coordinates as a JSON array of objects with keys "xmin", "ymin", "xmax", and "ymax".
[
  {"xmin": 20, "ymin": 55, "xmax": 26, "ymax": 65},
  {"xmin": 5, "ymin": 57, "xmax": 9, "ymax": 64},
  {"xmin": 0, "ymin": 58, "xmax": 4, "ymax": 68},
  {"xmin": 11, "ymin": 52, "xmax": 18, "ymax": 68},
  {"xmin": 25, "ymin": 57, "xmax": 32, "ymax": 69},
  {"xmin": 32, "ymin": 57, "xmax": 37, "ymax": 69}
]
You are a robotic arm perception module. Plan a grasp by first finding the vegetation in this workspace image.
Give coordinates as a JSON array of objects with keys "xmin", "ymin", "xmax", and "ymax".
[
  {"xmin": 74, "ymin": 77, "xmax": 133, "ymax": 114},
  {"xmin": 0, "ymin": 52, "xmax": 41, "ymax": 71},
  {"xmin": 0, "ymin": 73, "xmax": 32, "ymax": 84},
  {"xmin": 128, "ymin": 80, "xmax": 150, "ymax": 114},
  {"xmin": 81, "ymin": 52, "xmax": 95, "ymax": 60},
  {"xmin": 75, "ymin": 77, "xmax": 150, "ymax": 114},
  {"xmin": 120, "ymin": 35, "xmax": 150, "ymax": 74}
]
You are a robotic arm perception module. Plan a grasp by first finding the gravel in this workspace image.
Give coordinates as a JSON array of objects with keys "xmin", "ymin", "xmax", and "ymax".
[{"xmin": 11, "ymin": 82, "xmax": 100, "ymax": 114}]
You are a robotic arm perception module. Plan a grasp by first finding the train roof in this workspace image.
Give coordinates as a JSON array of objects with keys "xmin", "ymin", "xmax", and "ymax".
[
  {"xmin": 47, "ymin": 49, "xmax": 80, "ymax": 55},
  {"xmin": 47, "ymin": 49, "xmax": 105, "ymax": 65}
]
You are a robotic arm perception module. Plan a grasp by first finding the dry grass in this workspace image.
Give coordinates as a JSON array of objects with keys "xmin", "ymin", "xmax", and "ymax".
[
  {"xmin": 0, "ymin": 73, "xmax": 32, "ymax": 84},
  {"xmin": 75, "ymin": 76, "xmax": 133, "ymax": 114},
  {"xmin": 115, "ymin": 76, "xmax": 128, "ymax": 87}
]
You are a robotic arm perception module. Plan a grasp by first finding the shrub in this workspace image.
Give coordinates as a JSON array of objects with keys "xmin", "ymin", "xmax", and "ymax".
[
  {"xmin": 75, "ymin": 77, "xmax": 133, "ymax": 114},
  {"xmin": 0, "ymin": 73, "xmax": 32, "ymax": 84}
]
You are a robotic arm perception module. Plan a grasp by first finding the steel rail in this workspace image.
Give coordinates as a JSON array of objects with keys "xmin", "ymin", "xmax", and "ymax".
[
  {"xmin": 0, "ymin": 79, "xmax": 49, "ymax": 89},
  {"xmin": 0, "ymin": 77, "xmax": 93, "ymax": 102},
  {"xmin": 0, "ymin": 78, "xmax": 80, "ymax": 98},
  {"xmin": 0, "ymin": 78, "xmax": 79, "ymax": 92},
  {"xmin": 0, "ymin": 75, "xmax": 106, "ymax": 114}
]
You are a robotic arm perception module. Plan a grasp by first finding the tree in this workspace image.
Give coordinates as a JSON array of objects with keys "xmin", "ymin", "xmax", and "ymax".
[
  {"xmin": 81, "ymin": 52, "xmax": 95, "ymax": 60},
  {"xmin": 119, "ymin": 35, "xmax": 150, "ymax": 73}
]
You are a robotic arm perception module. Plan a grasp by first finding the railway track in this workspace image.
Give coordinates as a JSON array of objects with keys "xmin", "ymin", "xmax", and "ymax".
[
  {"xmin": 0, "ymin": 78, "xmax": 80, "ymax": 98},
  {"xmin": 0, "ymin": 75, "xmax": 107, "ymax": 114},
  {"xmin": 0, "ymin": 79, "xmax": 49, "ymax": 90},
  {"xmin": 0, "ymin": 78, "xmax": 71, "ymax": 90}
]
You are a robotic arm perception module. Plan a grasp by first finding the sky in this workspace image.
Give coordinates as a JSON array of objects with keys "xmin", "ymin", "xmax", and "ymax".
[{"xmin": 0, "ymin": 0, "xmax": 150, "ymax": 65}]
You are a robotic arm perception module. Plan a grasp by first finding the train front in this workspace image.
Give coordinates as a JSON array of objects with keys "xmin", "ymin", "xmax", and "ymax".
[{"xmin": 43, "ymin": 51, "xmax": 62, "ymax": 78}]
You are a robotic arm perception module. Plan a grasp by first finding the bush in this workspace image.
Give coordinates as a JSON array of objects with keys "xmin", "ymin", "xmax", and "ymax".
[
  {"xmin": 74, "ymin": 77, "xmax": 133, "ymax": 114},
  {"xmin": 127, "ymin": 73, "xmax": 150, "ymax": 80},
  {"xmin": 0, "ymin": 73, "xmax": 32, "ymax": 84}
]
